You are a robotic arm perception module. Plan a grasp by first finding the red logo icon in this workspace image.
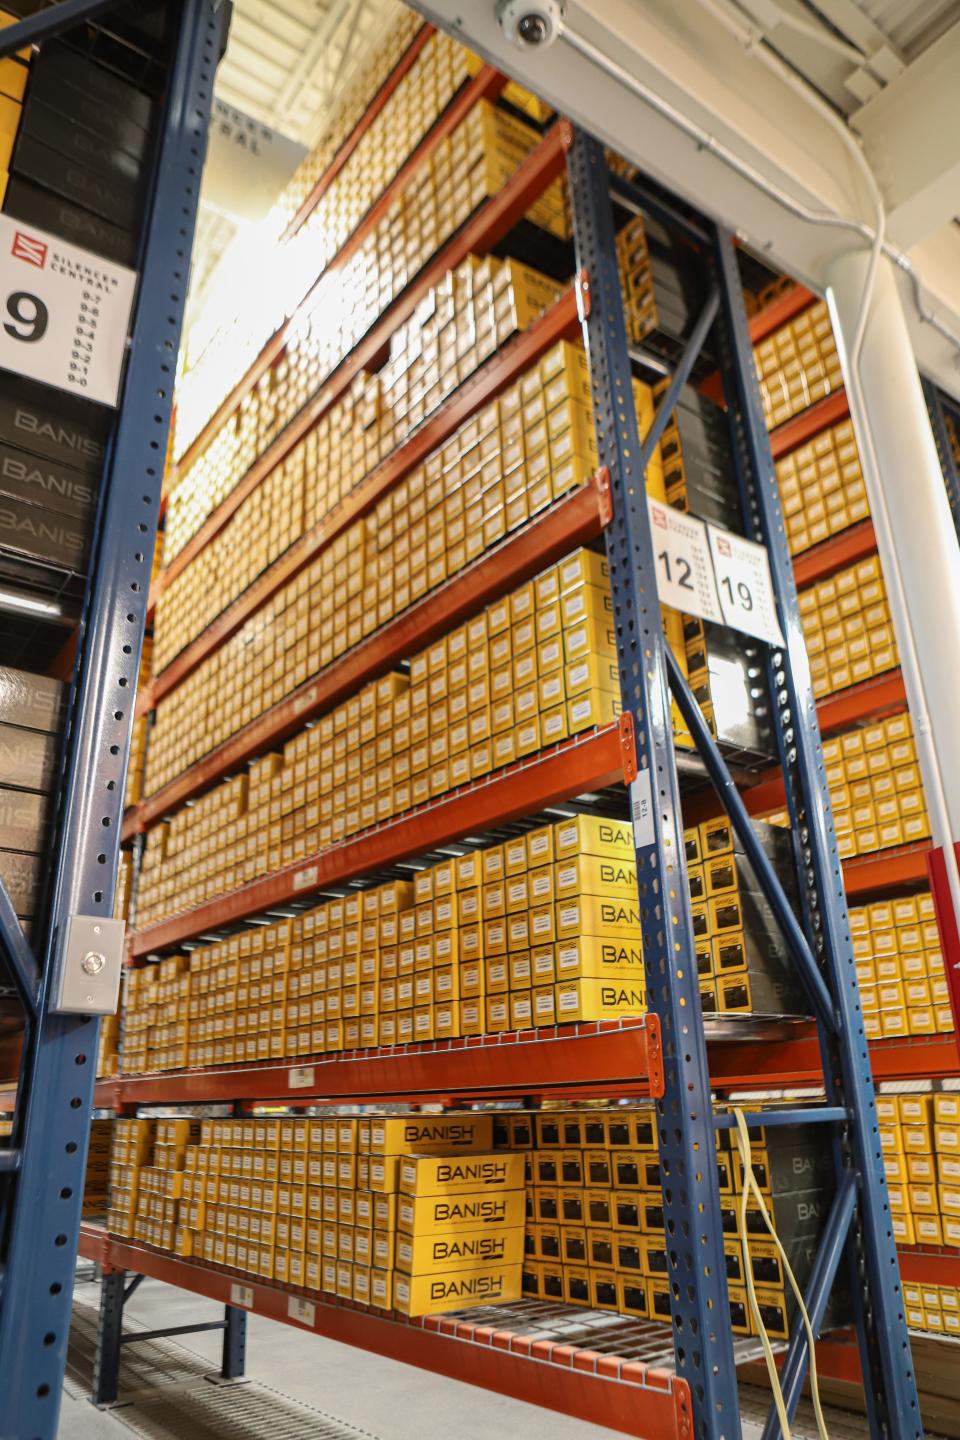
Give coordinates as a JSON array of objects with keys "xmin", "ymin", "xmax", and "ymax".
[
  {"xmin": 12, "ymin": 231, "xmax": 47, "ymax": 268},
  {"xmin": 716, "ymin": 535, "xmax": 732, "ymax": 556}
]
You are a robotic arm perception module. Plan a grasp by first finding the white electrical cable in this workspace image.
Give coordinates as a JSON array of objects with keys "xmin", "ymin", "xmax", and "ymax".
[
  {"xmin": 556, "ymin": 1, "xmax": 960, "ymax": 942},
  {"xmin": 732, "ymin": 1109, "xmax": 830, "ymax": 1439}
]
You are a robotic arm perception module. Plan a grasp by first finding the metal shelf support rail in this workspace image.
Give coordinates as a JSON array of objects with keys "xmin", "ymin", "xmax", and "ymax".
[
  {"xmin": 568, "ymin": 131, "xmax": 923, "ymax": 1440},
  {"xmin": 0, "ymin": 3, "xmax": 225, "ymax": 1435},
  {"xmin": 92, "ymin": 1268, "xmax": 246, "ymax": 1406},
  {"xmin": 711, "ymin": 232, "xmax": 921, "ymax": 1438}
]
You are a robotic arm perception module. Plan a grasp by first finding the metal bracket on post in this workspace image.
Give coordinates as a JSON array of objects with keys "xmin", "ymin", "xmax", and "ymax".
[
  {"xmin": 617, "ymin": 711, "xmax": 637, "ymax": 783},
  {"xmin": 593, "ymin": 466, "xmax": 613, "ymax": 526},
  {"xmin": 50, "ymin": 915, "xmax": 125, "ymax": 1015}
]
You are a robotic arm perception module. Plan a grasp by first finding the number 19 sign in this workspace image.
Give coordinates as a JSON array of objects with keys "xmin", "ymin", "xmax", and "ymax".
[{"xmin": 0, "ymin": 215, "xmax": 137, "ymax": 408}]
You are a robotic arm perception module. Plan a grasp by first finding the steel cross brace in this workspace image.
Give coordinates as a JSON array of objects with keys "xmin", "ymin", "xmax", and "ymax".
[
  {"xmin": 0, "ymin": 0, "xmax": 125, "ymax": 60},
  {"xmin": 92, "ymin": 1271, "xmax": 247, "ymax": 1406},
  {"xmin": 0, "ymin": 878, "xmax": 38, "ymax": 1018}
]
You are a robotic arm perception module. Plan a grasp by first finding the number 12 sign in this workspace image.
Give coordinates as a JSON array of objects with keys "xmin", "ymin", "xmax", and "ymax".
[{"xmin": 0, "ymin": 215, "xmax": 136, "ymax": 408}]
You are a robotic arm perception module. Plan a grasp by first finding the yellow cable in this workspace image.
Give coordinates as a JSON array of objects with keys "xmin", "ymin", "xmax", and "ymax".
[{"xmin": 731, "ymin": 1108, "xmax": 830, "ymax": 1440}]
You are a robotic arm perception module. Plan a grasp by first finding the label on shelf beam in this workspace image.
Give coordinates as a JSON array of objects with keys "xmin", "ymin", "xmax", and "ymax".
[
  {"xmin": 287, "ymin": 1296, "xmax": 316, "ymax": 1326},
  {"xmin": 0, "ymin": 215, "xmax": 136, "ymax": 407},
  {"xmin": 293, "ymin": 865, "xmax": 319, "ymax": 892},
  {"xmin": 289, "ymin": 1067, "xmax": 316, "ymax": 1089},
  {"xmin": 230, "ymin": 1284, "xmax": 254, "ymax": 1309},
  {"xmin": 631, "ymin": 770, "xmax": 654, "ymax": 849}
]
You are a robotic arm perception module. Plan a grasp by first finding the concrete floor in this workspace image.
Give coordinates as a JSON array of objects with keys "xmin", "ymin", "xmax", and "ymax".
[
  {"xmin": 62, "ymin": 1272, "xmax": 621, "ymax": 1440},
  {"xmin": 61, "ymin": 1271, "xmax": 873, "ymax": 1440}
]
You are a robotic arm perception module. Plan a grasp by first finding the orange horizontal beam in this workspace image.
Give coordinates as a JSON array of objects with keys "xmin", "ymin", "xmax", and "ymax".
[
  {"xmin": 793, "ymin": 520, "xmax": 878, "ymax": 588},
  {"xmin": 749, "ymin": 284, "xmax": 817, "ymax": 343},
  {"xmin": 708, "ymin": 1028, "xmax": 959, "ymax": 1089},
  {"xmin": 76, "ymin": 1225, "xmax": 690, "ymax": 1439},
  {"xmin": 844, "ymin": 842, "xmax": 932, "ymax": 897},
  {"xmin": 130, "ymin": 720, "xmax": 623, "ymax": 956},
  {"xmin": 898, "ymin": 1246, "xmax": 960, "ymax": 1288},
  {"xmin": 130, "ymin": 480, "xmax": 604, "ymax": 836},
  {"xmin": 0, "ymin": 1078, "xmax": 119, "ymax": 1110},
  {"xmin": 816, "ymin": 670, "xmax": 907, "ymax": 734},
  {"xmin": 111, "ymin": 1017, "xmax": 663, "ymax": 1106},
  {"xmin": 769, "ymin": 389, "xmax": 850, "ymax": 460},
  {"xmin": 161, "ymin": 63, "xmax": 513, "ymax": 589}
]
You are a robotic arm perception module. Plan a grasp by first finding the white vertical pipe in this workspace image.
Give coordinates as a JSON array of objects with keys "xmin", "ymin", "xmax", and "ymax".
[{"xmin": 826, "ymin": 249, "xmax": 960, "ymax": 914}]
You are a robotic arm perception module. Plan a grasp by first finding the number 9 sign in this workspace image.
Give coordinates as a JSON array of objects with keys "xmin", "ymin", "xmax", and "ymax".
[{"xmin": 0, "ymin": 214, "xmax": 136, "ymax": 407}]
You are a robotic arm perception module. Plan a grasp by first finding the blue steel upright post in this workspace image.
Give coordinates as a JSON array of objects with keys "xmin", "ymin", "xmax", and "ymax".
[
  {"xmin": 712, "ymin": 230, "xmax": 922, "ymax": 1440},
  {"xmin": 0, "ymin": 2, "xmax": 225, "ymax": 1435},
  {"xmin": 567, "ymin": 130, "xmax": 740, "ymax": 1440}
]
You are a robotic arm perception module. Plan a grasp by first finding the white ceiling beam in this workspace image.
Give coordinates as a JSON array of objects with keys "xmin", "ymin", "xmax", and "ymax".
[
  {"xmin": 411, "ymin": 0, "xmax": 960, "ymax": 402},
  {"xmin": 851, "ymin": 20, "xmax": 960, "ymax": 250}
]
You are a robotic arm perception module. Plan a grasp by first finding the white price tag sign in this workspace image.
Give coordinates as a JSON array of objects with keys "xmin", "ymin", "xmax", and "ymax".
[
  {"xmin": 630, "ymin": 770, "xmax": 654, "ymax": 849},
  {"xmin": 287, "ymin": 1295, "xmax": 316, "ymax": 1326},
  {"xmin": 288, "ymin": 1066, "xmax": 315, "ymax": 1090},
  {"xmin": 0, "ymin": 216, "xmax": 135, "ymax": 407},
  {"xmin": 707, "ymin": 526, "xmax": 785, "ymax": 647},
  {"xmin": 647, "ymin": 498, "xmax": 723, "ymax": 624},
  {"xmin": 229, "ymin": 1284, "xmax": 254, "ymax": 1309}
]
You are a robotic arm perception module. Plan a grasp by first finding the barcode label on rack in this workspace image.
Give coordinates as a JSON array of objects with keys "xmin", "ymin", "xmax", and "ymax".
[
  {"xmin": 631, "ymin": 769, "xmax": 654, "ymax": 849},
  {"xmin": 230, "ymin": 1284, "xmax": 254, "ymax": 1309},
  {"xmin": 289, "ymin": 1066, "xmax": 315, "ymax": 1090},
  {"xmin": 293, "ymin": 866, "xmax": 318, "ymax": 892},
  {"xmin": 287, "ymin": 1296, "xmax": 316, "ymax": 1326},
  {"xmin": 293, "ymin": 686, "xmax": 317, "ymax": 715}
]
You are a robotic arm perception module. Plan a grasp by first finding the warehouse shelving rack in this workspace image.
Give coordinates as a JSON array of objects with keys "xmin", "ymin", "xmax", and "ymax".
[
  {"xmin": 73, "ymin": 65, "xmax": 936, "ymax": 1429},
  {"xmin": 0, "ymin": 2, "xmax": 225, "ymax": 1435}
]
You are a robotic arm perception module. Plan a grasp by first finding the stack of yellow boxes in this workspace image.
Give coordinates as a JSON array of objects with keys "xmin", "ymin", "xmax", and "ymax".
[
  {"xmin": 165, "ymin": 1111, "xmax": 525, "ymax": 1318},
  {"xmin": 105, "ymin": 1119, "xmax": 157, "ymax": 1238},
  {"xmin": 124, "ymin": 636, "xmax": 152, "ymax": 804},
  {"xmin": 395, "ymin": 1139, "xmax": 525, "ymax": 1315},
  {"xmin": 501, "ymin": 1103, "xmax": 840, "ymax": 1341},
  {"xmin": 129, "ymin": 1119, "xmax": 198, "ymax": 1250},
  {"xmin": 0, "ymin": 16, "xmax": 30, "ymax": 206},
  {"xmin": 148, "ymin": 330, "xmax": 593, "ymax": 794},
  {"xmin": 753, "ymin": 301, "xmax": 843, "ymax": 431},
  {"xmin": 798, "ymin": 556, "xmax": 897, "ymax": 698},
  {"xmin": 879, "ymin": 1093, "xmax": 960, "ymax": 1249},
  {"xmin": 775, "ymin": 418, "xmax": 870, "ymax": 556},
  {"xmin": 904, "ymin": 1279, "xmax": 960, "ymax": 1337},
  {"xmin": 684, "ymin": 816, "xmax": 807, "ymax": 1017},
  {"xmin": 120, "ymin": 956, "xmax": 190, "ymax": 1074},
  {"xmin": 120, "ymin": 813, "xmax": 650, "ymax": 1075},
  {"xmin": 851, "ymin": 892, "xmax": 953, "ymax": 1039},
  {"xmin": 96, "ymin": 1013, "xmax": 120, "ymax": 1078},
  {"xmin": 822, "ymin": 712, "xmax": 930, "ymax": 860},
  {"xmin": 82, "ymin": 1120, "xmax": 113, "ymax": 1216},
  {"xmin": 174, "ymin": 24, "xmax": 475, "ymax": 461}
]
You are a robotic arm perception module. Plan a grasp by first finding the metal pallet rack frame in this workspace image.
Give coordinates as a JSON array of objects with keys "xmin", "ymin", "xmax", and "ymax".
[
  {"xmin": 68, "ymin": 61, "xmax": 938, "ymax": 1430},
  {"xmin": 0, "ymin": 1, "xmax": 225, "ymax": 1435}
]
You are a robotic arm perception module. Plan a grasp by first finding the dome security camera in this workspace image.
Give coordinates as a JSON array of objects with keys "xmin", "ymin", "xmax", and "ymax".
[{"xmin": 496, "ymin": 0, "xmax": 564, "ymax": 49}]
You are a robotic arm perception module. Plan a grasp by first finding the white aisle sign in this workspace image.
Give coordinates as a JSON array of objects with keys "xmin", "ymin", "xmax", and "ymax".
[
  {"xmin": 707, "ymin": 525, "xmax": 785, "ymax": 647},
  {"xmin": 647, "ymin": 497, "xmax": 723, "ymax": 622},
  {"xmin": 0, "ymin": 215, "xmax": 136, "ymax": 407}
]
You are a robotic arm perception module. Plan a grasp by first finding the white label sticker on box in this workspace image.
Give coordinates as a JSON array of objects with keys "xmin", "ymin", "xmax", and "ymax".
[
  {"xmin": 289, "ymin": 1066, "xmax": 315, "ymax": 1090},
  {"xmin": 0, "ymin": 214, "xmax": 136, "ymax": 406},
  {"xmin": 230, "ymin": 1284, "xmax": 254, "ymax": 1309},
  {"xmin": 707, "ymin": 525, "xmax": 785, "ymax": 647},
  {"xmin": 287, "ymin": 1296, "xmax": 316, "ymax": 1325},
  {"xmin": 647, "ymin": 498, "xmax": 723, "ymax": 623}
]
